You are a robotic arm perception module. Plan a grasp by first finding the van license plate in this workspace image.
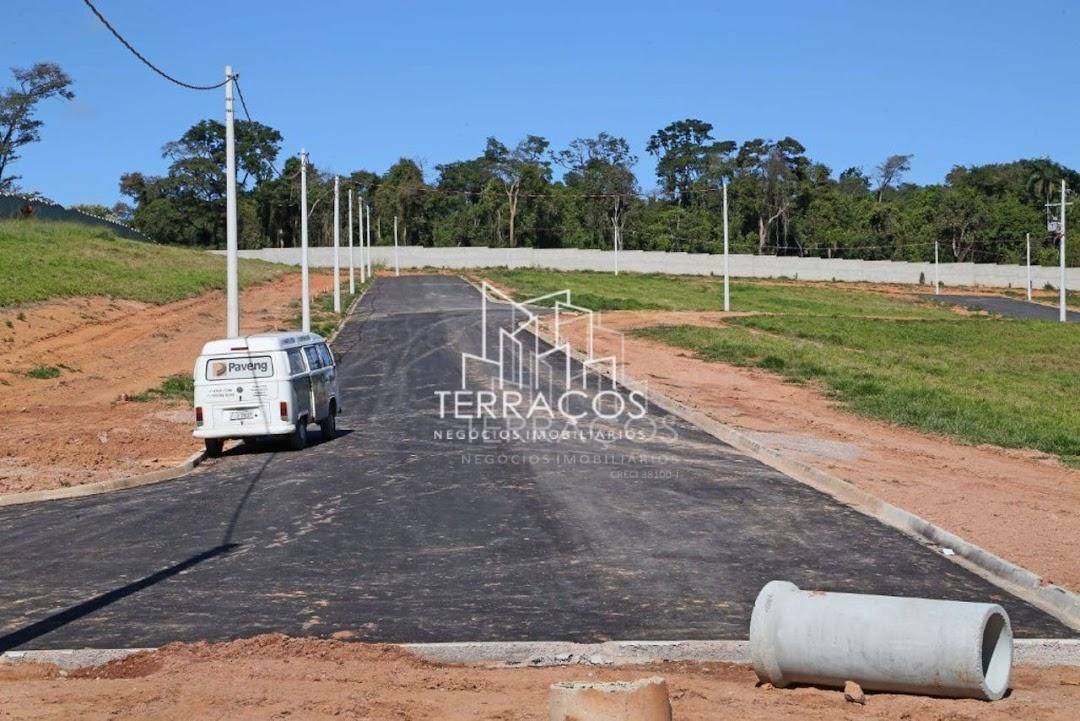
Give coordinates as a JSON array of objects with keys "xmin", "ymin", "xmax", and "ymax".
[{"xmin": 228, "ymin": 409, "xmax": 257, "ymax": 421}]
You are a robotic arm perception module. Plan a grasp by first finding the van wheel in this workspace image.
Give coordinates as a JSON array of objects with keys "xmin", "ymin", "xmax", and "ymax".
[
  {"xmin": 287, "ymin": 418, "xmax": 308, "ymax": 451},
  {"xmin": 319, "ymin": 404, "xmax": 337, "ymax": 440},
  {"xmin": 204, "ymin": 438, "xmax": 224, "ymax": 458}
]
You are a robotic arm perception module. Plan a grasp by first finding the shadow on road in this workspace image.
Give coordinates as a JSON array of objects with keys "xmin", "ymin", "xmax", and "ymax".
[{"xmin": 0, "ymin": 452, "xmax": 282, "ymax": 652}]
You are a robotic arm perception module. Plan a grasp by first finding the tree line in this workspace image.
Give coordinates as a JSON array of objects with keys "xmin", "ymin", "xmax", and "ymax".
[
  {"xmin": 2, "ymin": 60, "xmax": 1074, "ymax": 267},
  {"xmin": 113, "ymin": 116, "xmax": 1077, "ymax": 266}
]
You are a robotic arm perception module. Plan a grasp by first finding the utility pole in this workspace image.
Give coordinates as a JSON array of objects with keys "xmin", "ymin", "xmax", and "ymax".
[
  {"xmin": 1026, "ymin": 232, "xmax": 1032, "ymax": 302},
  {"xmin": 366, "ymin": 204, "xmax": 372, "ymax": 277},
  {"xmin": 333, "ymin": 176, "xmax": 341, "ymax": 313},
  {"xmin": 1047, "ymin": 181, "xmax": 1071, "ymax": 323},
  {"xmin": 934, "ymin": 241, "xmax": 940, "ymax": 295},
  {"xmin": 614, "ymin": 223, "xmax": 620, "ymax": 275},
  {"xmin": 348, "ymin": 187, "xmax": 355, "ymax": 294},
  {"xmin": 358, "ymin": 201, "xmax": 366, "ymax": 284},
  {"xmin": 300, "ymin": 149, "xmax": 310, "ymax": 333},
  {"xmin": 224, "ymin": 66, "xmax": 239, "ymax": 337},
  {"xmin": 1060, "ymin": 180, "xmax": 1068, "ymax": 323},
  {"xmin": 393, "ymin": 215, "xmax": 400, "ymax": 276},
  {"xmin": 723, "ymin": 180, "xmax": 730, "ymax": 312}
]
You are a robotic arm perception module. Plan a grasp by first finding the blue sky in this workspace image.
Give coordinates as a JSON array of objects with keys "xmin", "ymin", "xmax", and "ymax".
[{"xmin": 6, "ymin": 0, "xmax": 1079, "ymax": 206}]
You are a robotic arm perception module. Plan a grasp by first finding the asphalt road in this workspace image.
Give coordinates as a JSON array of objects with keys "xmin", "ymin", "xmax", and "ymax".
[
  {"xmin": 0, "ymin": 276, "xmax": 1072, "ymax": 651},
  {"xmin": 925, "ymin": 294, "xmax": 1079, "ymax": 322}
]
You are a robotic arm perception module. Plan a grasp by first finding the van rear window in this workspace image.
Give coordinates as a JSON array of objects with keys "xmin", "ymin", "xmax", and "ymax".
[{"xmin": 205, "ymin": 356, "xmax": 274, "ymax": 380}]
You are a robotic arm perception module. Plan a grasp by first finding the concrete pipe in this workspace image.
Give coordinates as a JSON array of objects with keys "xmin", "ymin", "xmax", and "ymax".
[
  {"xmin": 549, "ymin": 677, "xmax": 671, "ymax": 721},
  {"xmin": 750, "ymin": 580, "xmax": 1013, "ymax": 700}
]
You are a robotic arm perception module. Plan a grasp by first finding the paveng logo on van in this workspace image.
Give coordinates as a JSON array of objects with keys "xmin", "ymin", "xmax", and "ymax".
[
  {"xmin": 434, "ymin": 283, "xmax": 672, "ymax": 446},
  {"xmin": 208, "ymin": 356, "xmax": 273, "ymax": 380}
]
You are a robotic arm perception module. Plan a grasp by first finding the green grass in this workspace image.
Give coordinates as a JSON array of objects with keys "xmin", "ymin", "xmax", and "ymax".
[
  {"xmin": 129, "ymin": 373, "xmax": 195, "ymax": 403},
  {"xmin": 0, "ymin": 220, "xmax": 290, "ymax": 306},
  {"xmin": 24, "ymin": 365, "xmax": 61, "ymax": 379},
  {"xmin": 479, "ymin": 268, "xmax": 954, "ymax": 318},
  {"xmin": 288, "ymin": 277, "xmax": 371, "ymax": 338},
  {"xmin": 637, "ymin": 317, "xmax": 1080, "ymax": 465},
  {"xmin": 483, "ymin": 268, "xmax": 1080, "ymax": 465}
]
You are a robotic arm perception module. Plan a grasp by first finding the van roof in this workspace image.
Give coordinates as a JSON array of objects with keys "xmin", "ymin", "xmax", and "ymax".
[{"xmin": 199, "ymin": 331, "xmax": 326, "ymax": 356}]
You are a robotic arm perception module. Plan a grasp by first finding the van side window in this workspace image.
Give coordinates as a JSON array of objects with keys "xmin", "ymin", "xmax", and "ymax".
[
  {"xmin": 287, "ymin": 349, "xmax": 306, "ymax": 375},
  {"xmin": 303, "ymin": 345, "xmax": 322, "ymax": 370},
  {"xmin": 317, "ymin": 343, "xmax": 334, "ymax": 368}
]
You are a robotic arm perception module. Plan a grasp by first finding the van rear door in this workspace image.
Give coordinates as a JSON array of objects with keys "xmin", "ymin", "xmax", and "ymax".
[{"xmin": 202, "ymin": 354, "xmax": 276, "ymax": 427}]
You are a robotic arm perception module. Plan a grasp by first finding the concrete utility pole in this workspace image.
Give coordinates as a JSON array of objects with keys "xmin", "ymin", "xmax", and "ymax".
[
  {"xmin": 224, "ymin": 65, "xmax": 239, "ymax": 338},
  {"xmin": 723, "ymin": 180, "xmax": 730, "ymax": 312},
  {"xmin": 347, "ymin": 188, "xmax": 355, "ymax": 294},
  {"xmin": 358, "ymin": 201, "xmax": 367, "ymax": 284},
  {"xmin": 300, "ymin": 149, "xmax": 310, "ymax": 333},
  {"xmin": 934, "ymin": 240, "xmax": 940, "ymax": 295},
  {"xmin": 393, "ymin": 215, "xmax": 400, "ymax": 276},
  {"xmin": 366, "ymin": 204, "xmax": 372, "ymax": 277},
  {"xmin": 1026, "ymin": 232, "xmax": 1032, "ymax": 302},
  {"xmin": 1060, "ymin": 180, "xmax": 1068, "ymax": 323},
  {"xmin": 333, "ymin": 176, "xmax": 341, "ymax": 313},
  {"xmin": 614, "ymin": 223, "xmax": 620, "ymax": 275}
]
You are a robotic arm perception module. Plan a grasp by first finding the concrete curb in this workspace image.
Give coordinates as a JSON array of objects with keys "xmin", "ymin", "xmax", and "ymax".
[
  {"xmin": 3, "ymin": 639, "xmax": 1076, "ymax": 670},
  {"xmin": 0, "ymin": 450, "xmax": 206, "ymax": 509},
  {"xmin": 527, "ymin": 322, "xmax": 1080, "ymax": 631}
]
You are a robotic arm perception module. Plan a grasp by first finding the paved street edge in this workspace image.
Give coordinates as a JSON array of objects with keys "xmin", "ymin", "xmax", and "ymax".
[
  {"xmin": 3, "ymin": 639, "xmax": 1077, "ymax": 670},
  {"xmin": 518, "ymin": 301, "xmax": 1080, "ymax": 631}
]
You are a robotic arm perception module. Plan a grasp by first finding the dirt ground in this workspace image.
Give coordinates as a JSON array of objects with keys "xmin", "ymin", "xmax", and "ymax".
[
  {"xmin": 543, "ymin": 308, "xmax": 1080, "ymax": 592},
  {"xmin": 0, "ymin": 273, "xmax": 332, "ymax": 495},
  {"xmin": 0, "ymin": 635, "xmax": 1076, "ymax": 720}
]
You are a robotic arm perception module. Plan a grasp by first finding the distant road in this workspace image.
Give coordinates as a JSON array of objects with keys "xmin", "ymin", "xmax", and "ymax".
[{"xmin": 925, "ymin": 294, "xmax": 1079, "ymax": 322}]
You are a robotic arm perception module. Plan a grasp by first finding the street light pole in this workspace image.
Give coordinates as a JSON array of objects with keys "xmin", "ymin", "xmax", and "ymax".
[
  {"xmin": 348, "ymin": 187, "xmax": 355, "ymax": 294},
  {"xmin": 723, "ymin": 180, "xmax": 730, "ymax": 312},
  {"xmin": 1061, "ymin": 180, "xmax": 1068, "ymax": 323},
  {"xmin": 300, "ymin": 149, "xmax": 310, "ymax": 333},
  {"xmin": 358, "ymin": 201, "xmax": 366, "ymax": 284},
  {"xmin": 393, "ymin": 215, "xmax": 400, "ymax": 276},
  {"xmin": 1026, "ymin": 232, "xmax": 1032, "ymax": 302},
  {"xmin": 366, "ymin": 204, "xmax": 372, "ymax": 277},
  {"xmin": 333, "ymin": 176, "xmax": 341, "ymax": 313},
  {"xmin": 224, "ymin": 65, "xmax": 239, "ymax": 337}
]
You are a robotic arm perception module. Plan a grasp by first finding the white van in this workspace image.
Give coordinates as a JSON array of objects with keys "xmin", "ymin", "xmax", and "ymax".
[{"xmin": 192, "ymin": 332, "xmax": 340, "ymax": 456}]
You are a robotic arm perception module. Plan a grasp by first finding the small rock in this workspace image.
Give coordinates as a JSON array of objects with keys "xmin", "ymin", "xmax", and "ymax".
[
  {"xmin": 587, "ymin": 654, "xmax": 607, "ymax": 665},
  {"xmin": 941, "ymin": 547, "xmax": 956, "ymax": 557},
  {"xmin": 98, "ymin": 432, "xmax": 108, "ymax": 444},
  {"xmin": 554, "ymin": 652, "xmax": 573, "ymax": 662},
  {"xmin": 844, "ymin": 680, "xmax": 865, "ymax": 705}
]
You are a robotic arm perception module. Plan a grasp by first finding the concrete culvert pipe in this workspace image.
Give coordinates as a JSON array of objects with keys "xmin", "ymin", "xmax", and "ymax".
[{"xmin": 750, "ymin": 580, "xmax": 1013, "ymax": 701}]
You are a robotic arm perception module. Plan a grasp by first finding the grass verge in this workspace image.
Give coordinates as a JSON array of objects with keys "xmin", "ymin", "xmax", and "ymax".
[
  {"xmin": 288, "ymin": 278, "xmax": 371, "ymax": 338},
  {"xmin": 0, "ymin": 219, "xmax": 289, "ymax": 306},
  {"xmin": 637, "ymin": 317, "xmax": 1080, "ymax": 465},
  {"xmin": 482, "ymin": 268, "xmax": 1080, "ymax": 465},
  {"xmin": 478, "ymin": 268, "xmax": 954, "ymax": 318}
]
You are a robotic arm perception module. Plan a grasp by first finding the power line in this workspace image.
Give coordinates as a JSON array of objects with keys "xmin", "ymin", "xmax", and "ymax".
[{"xmin": 81, "ymin": 0, "xmax": 228, "ymax": 91}]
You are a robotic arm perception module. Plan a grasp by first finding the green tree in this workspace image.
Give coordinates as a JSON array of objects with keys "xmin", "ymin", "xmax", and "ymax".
[
  {"xmin": 0, "ymin": 63, "xmax": 74, "ymax": 191},
  {"xmin": 485, "ymin": 135, "xmax": 550, "ymax": 247}
]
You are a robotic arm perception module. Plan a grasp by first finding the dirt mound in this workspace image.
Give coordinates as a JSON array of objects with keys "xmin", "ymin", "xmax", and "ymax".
[
  {"xmin": 0, "ymin": 273, "xmax": 332, "ymax": 495},
  {"xmin": 2, "ymin": 635, "xmax": 1078, "ymax": 720}
]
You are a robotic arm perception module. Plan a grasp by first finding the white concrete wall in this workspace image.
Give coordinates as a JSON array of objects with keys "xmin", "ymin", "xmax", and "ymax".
[{"xmin": 227, "ymin": 247, "xmax": 1079, "ymax": 290}]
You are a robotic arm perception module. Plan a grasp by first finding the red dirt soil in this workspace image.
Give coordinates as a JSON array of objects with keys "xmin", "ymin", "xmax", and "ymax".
[
  {"xmin": 1, "ymin": 635, "xmax": 1077, "ymax": 720},
  {"xmin": 544, "ymin": 310, "xmax": 1080, "ymax": 592},
  {"xmin": 0, "ymin": 273, "xmax": 331, "ymax": 495}
]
